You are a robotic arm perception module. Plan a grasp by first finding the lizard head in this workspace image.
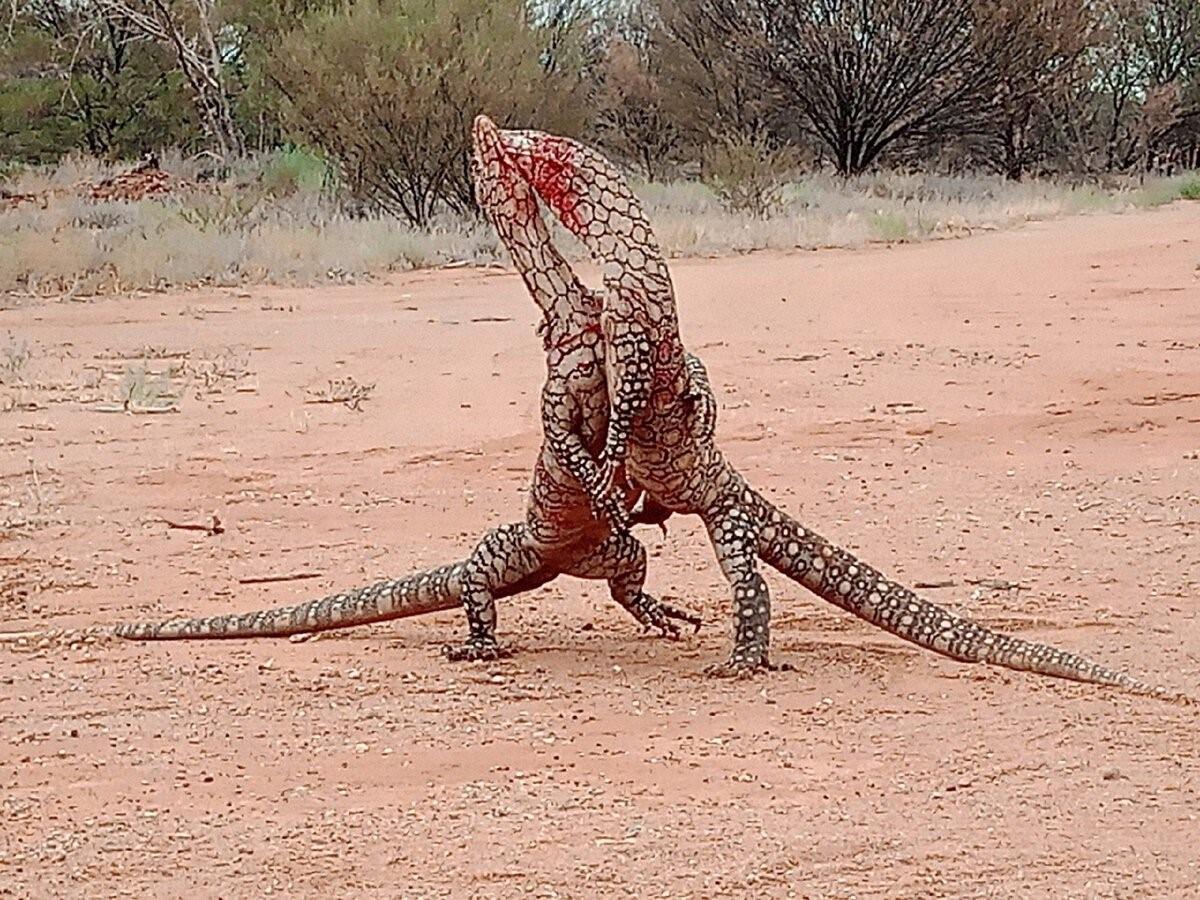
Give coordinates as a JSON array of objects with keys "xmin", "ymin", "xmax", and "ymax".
[
  {"xmin": 496, "ymin": 127, "xmax": 654, "ymax": 268},
  {"xmin": 471, "ymin": 114, "xmax": 537, "ymax": 226},
  {"xmin": 494, "ymin": 127, "xmax": 594, "ymax": 239}
]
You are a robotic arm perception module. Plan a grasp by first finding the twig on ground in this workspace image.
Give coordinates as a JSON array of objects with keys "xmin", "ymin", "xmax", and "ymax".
[
  {"xmin": 305, "ymin": 376, "xmax": 375, "ymax": 411},
  {"xmin": 160, "ymin": 514, "xmax": 224, "ymax": 536},
  {"xmin": 965, "ymin": 578, "xmax": 1027, "ymax": 591},
  {"xmin": 237, "ymin": 571, "xmax": 323, "ymax": 585}
]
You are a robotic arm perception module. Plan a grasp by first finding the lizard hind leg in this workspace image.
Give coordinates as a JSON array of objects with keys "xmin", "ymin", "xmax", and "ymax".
[
  {"xmin": 702, "ymin": 505, "xmax": 777, "ymax": 677},
  {"xmin": 566, "ymin": 531, "xmax": 702, "ymax": 640},
  {"xmin": 441, "ymin": 523, "xmax": 545, "ymax": 662}
]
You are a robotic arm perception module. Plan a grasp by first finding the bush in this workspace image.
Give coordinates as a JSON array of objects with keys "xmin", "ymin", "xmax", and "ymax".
[
  {"xmin": 0, "ymin": 159, "xmax": 24, "ymax": 186},
  {"xmin": 1180, "ymin": 177, "xmax": 1200, "ymax": 201},
  {"xmin": 701, "ymin": 132, "xmax": 796, "ymax": 217},
  {"xmin": 266, "ymin": 0, "xmax": 589, "ymax": 226},
  {"xmin": 258, "ymin": 146, "xmax": 333, "ymax": 198},
  {"xmin": 0, "ymin": 15, "xmax": 199, "ymax": 163}
]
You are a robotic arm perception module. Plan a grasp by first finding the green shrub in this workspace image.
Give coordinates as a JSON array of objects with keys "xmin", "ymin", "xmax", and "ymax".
[
  {"xmin": 266, "ymin": 0, "xmax": 589, "ymax": 226},
  {"xmin": 870, "ymin": 211, "xmax": 910, "ymax": 241},
  {"xmin": 701, "ymin": 132, "xmax": 795, "ymax": 217},
  {"xmin": 0, "ymin": 159, "xmax": 24, "ymax": 185},
  {"xmin": 259, "ymin": 146, "xmax": 332, "ymax": 198}
]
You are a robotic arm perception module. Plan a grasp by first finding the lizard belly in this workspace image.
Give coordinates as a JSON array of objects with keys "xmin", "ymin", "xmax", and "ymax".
[
  {"xmin": 627, "ymin": 396, "xmax": 722, "ymax": 514},
  {"xmin": 527, "ymin": 448, "xmax": 609, "ymax": 549}
]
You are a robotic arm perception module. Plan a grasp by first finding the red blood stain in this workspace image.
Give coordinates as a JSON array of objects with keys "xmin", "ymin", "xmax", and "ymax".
[{"xmin": 523, "ymin": 136, "xmax": 586, "ymax": 235}]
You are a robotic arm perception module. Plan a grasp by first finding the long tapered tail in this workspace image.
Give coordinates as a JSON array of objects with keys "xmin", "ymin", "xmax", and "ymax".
[
  {"xmin": 747, "ymin": 489, "xmax": 1193, "ymax": 705},
  {"xmin": 113, "ymin": 560, "xmax": 564, "ymax": 640},
  {"xmin": 112, "ymin": 562, "xmax": 470, "ymax": 639}
]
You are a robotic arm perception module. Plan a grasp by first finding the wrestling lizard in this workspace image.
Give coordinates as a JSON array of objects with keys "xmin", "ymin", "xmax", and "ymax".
[
  {"xmin": 112, "ymin": 116, "xmax": 699, "ymax": 652},
  {"xmin": 498, "ymin": 125, "xmax": 1192, "ymax": 703}
]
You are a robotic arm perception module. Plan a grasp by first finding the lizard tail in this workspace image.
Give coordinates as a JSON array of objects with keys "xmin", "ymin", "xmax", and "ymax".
[
  {"xmin": 749, "ymin": 492, "xmax": 1193, "ymax": 705},
  {"xmin": 113, "ymin": 562, "xmax": 467, "ymax": 640}
]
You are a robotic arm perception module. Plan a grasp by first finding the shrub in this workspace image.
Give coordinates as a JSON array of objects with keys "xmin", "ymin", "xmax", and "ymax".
[
  {"xmin": 266, "ymin": 0, "xmax": 589, "ymax": 226},
  {"xmin": 701, "ymin": 131, "xmax": 796, "ymax": 217},
  {"xmin": 258, "ymin": 147, "xmax": 332, "ymax": 198}
]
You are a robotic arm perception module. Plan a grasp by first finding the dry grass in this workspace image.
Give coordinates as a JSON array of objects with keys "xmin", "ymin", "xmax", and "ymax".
[
  {"xmin": 2, "ymin": 152, "xmax": 1198, "ymax": 296},
  {"xmin": 0, "ymin": 458, "xmax": 63, "ymax": 536},
  {"xmin": 640, "ymin": 171, "xmax": 1200, "ymax": 254}
]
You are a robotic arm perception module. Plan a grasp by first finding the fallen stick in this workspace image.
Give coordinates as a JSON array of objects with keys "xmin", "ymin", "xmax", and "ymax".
[
  {"xmin": 237, "ymin": 572, "xmax": 323, "ymax": 585},
  {"xmin": 965, "ymin": 578, "xmax": 1027, "ymax": 591},
  {"xmin": 160, "ymin": 514, "xmax": 224, "ymax": 536}
]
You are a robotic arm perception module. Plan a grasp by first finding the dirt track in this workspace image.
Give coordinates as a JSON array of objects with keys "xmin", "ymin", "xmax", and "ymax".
[{"xmin": 2, "ymin": 204, "xmax": 1199, "ymax": 898}]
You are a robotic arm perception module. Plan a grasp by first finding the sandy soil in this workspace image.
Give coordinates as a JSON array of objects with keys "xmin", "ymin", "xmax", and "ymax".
[{"xmin": 2, "ymin": 203, "xmax": 1199, "ymax": 898}]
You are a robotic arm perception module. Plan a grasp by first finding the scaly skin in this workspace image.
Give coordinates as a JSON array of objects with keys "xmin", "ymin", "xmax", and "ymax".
[
  {"xmin": 112, "ymin": 117, "xmax": 700, "ymax": 651},
  {"xmin": 498, "ymin": 126, "xmax": 1193, "ymax": 704}
]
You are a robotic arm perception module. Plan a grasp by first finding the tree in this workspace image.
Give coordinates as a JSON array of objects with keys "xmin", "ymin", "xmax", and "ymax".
[
  {"xmin": 724, "ymin": 0, "xmax": 1024, "ymax": 175},
  {"xmin": 1084, "ymin": 0, "xmax": 1200, "ymax": 171},
  {"xmin": 0, "ymin": 1, "xmax": 200, "ymax": 161},
  {"xmin": 92, "ymin": 0, "xmax": 245, "ymax": 157},
  {"xmin": 266, "ymin": 0, "xmax": 589, "ymax": 226},
  {"xmin": 591, "ymin": 38, "xmax": 682, "ymax": 179},
  {"xmin": 652, "ymin": 0, "xmax": 772, "ymax": 151},
  {"xmin": 973, "ymin": 0, "xmax": 1097, "ymax": 180}
]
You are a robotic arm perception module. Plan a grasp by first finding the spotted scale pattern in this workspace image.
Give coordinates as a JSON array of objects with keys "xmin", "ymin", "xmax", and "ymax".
[
  {"xmin": 112, "ymin": 116, "xmax": 700, "ymax": 649},
  {"xmin": 500, "ymin": 126, "xmax": 776, "ymax": 676},
  {"xmin": 497, "ymin": 129, "xmax": 688, "ymax": 514},
  {"xmin": 508, "ymin": 126, "xmax": 1193, "ymax": 702}
]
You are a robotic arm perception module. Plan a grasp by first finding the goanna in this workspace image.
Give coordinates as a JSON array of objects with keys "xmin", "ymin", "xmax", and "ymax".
[
  {"xmin": 112, "ymin": 116, "xmax": 700, "ymax": 652},
  {"xmin": 497, "ymin": 124, "xmax": 1193, "ymax": 703}
]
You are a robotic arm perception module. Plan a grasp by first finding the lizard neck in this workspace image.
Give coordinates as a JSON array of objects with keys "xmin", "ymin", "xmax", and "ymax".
[
  {"xmin": 473, "ymin": 118, "xmax": 602, "ymax": 347},
  {"xmin": 500, "ymin": 210, "xmax": 601, "ymax": 346}
]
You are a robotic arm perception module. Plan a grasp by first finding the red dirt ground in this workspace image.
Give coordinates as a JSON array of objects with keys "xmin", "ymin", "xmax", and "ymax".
[{"xmin": 2, "ymin": 204, "xmax": 1198, "ymax": 898}]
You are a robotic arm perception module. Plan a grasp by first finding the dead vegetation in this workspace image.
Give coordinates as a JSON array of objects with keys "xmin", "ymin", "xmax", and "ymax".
[
  {"xmin": 0, "ymin": 339, "xmax": 261, "ymax": 417},
  {"xmin": 0, "ymin": 158, "xmax": 200, "ymax": 212},
  {"xmin": 3, "ymin": 153, "xmax": 1197, "ymax": 298},
  {"xmin": 0, "ymin": 459, "xmax": 64, "ymax": 537},
  {"xmin": 305, "ymin": 376, "xmax": 376, "ymax": 412}
]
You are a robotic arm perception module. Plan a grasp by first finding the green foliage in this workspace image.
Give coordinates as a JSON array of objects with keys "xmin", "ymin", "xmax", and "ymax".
[
  {"xmin": 259, "ymin": 146, "xmax": 332, "ymax": 197},
  {"xmin": 1132, "ymin": 174, "xmax": 1200, "ymax": 207},
  {"xmin": 870, "ymin": 211, "xmax": 910, "ymax": 241},
  {"xmin": 266, "ymin": 0, "xmax": 589, "ymax": 225},
  {"xmin": 0, "ymin": 78, "xmax": 82, "ymax": 164},
  {"xmin": 701, "ymin": 132, "xmax": 796, "ymax": 216},
  {"xmin": 0, "ymin": 160, "xmax": 23, "ymax": 185},
  {"xmin": 0, "ymin": 13, "xmax": 199, "ymax": 163}
]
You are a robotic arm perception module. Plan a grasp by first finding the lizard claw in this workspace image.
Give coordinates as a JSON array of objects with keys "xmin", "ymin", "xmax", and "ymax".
[
  {"xmin": 656, "ymin": 599, "xmax": 702, "ymax": 635},
  {"xmin": 442, "ymin": 638, "xmax": 513, "ymax": 662},
  {"xmin": 703, "ymin": 644, "xmax": 782, "ymax": 678},
  {"xmin": 628, "ymin": 595, "xmax": 702, "ymax": 639}
]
